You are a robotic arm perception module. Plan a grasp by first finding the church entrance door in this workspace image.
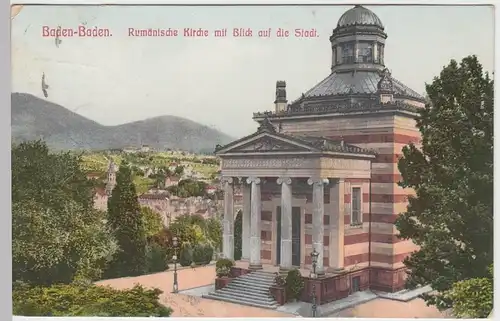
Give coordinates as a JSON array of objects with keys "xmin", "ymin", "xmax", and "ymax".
[
  {"xmin": 276, "ymin": 206, "xmax": 302, "ymax": 267},
  {"xmin": 291, "ymin": 207, "xmax": 301, "ymax": 267}
]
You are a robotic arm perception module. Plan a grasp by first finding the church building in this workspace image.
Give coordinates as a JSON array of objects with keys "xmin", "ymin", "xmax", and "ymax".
[{"xmin": 215, "ymin": 5, "xmax": 425, "ymax": 295}]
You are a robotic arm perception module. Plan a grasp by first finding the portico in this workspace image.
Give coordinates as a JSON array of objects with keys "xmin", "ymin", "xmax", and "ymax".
[{"xmin": 215, "ymin": 118, "xmax": 375, "ymax": 274}]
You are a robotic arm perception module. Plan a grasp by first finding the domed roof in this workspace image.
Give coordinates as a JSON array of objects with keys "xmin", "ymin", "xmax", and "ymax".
[{"xmin": 337, "ymin": 5, "xmax": 384, "ymax": 28}]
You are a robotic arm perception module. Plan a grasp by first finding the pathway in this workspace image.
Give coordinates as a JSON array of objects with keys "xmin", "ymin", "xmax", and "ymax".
[{"xmin": 95, "ymin": 265, "xmax": 292, "ymax": 317}]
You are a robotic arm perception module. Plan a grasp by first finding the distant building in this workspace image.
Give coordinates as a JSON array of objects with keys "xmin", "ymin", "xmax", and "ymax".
[
  {"xmin": 144, "ymin": 167, "xmax": 154, "ymax": 178},
  {"xmin": 164, "ymin": 176, "xmax": 181, "ymax": 187},
  {"xmin": 205, "ymin": 185, "xmax": 217, "ymax": 194},
  {"xmin": 86, "ymin": 172, "xmax": 101, "ymax": 180},
  {"xmin": 93, "ymin": 187, "xmax": 108, "ymax": 211},
  {"xmin": 140, "ymin": 145, "xmax": 150, "ymax": 152},
  {"xmin": 105, "ymin": 160, "xmax": 118, "ymax": 196},
  {"xmin": 122, "ymin": 147, "xmax": 137, "ymax": 154},
  {"xmin": 138, "ymin": 192, "xmax": 171, "ymax": 226},
  {"xmin": 138, "ymin": 192, "xmax": 223, "ymax": 227}
]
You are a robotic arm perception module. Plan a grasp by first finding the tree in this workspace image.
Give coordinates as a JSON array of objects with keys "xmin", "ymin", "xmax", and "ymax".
[
  {"xmin": 168, "ymin": 179, "xmax": 207, "ymax": 198},
  {"xmin": 168, "ymin": 214, "xmax": 207, "ymax": 247},
  {"xmin": 395, "ymin": 55, "xmax": 493, "ymax": 310},
  {"xmin": 12, "ymin": 140, "xmax": 95, "ymax": 211},
  {"xmin": 174, "ymin": 165, "xmax": 184, "ymax": 176},
  {"xmin": 234, "ymin": 210, "xmax": 242, "ymax": 260},
  {"xmin": 106, "ymin": 162, "xmax": 147, "ymax": 278},
  {"xmin": 11, "ymin": 141, "xmax": 117, "ymax": 285},
  {"xmin": 445, "ymin": 265, "xmax": 493, "ymax": 318},
  {"xmin": 140, "ymin": 207, "xmax": 164, "ymax": 238},
  {"xmin": 205, "ymin": 217, "xmax": 222, "ymax": 252},
  {"xmin": 13, "ymin": 201, "xmax": 117, "ymax": 285}
]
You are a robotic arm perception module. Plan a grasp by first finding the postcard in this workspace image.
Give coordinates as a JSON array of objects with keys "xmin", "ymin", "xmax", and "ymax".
[{"xmin": 11, "ymin": 4, "xmax": 494, "ymax": 318}]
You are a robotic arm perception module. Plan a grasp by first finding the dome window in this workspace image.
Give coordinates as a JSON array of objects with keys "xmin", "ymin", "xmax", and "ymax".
[
  {"xmin": 357, "ymin": 42, "xmax": 373, "ymax": 63},
  {"xmin": 341, "ymin": 42, "xmax": 355, "ymax": 64}
]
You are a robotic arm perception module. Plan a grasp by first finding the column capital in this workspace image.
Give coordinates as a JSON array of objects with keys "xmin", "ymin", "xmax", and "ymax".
[
  {"xmin": 221, "ymin": 176, "xmax": 234, "ymax": 184},
  {"xmin": 277, "ymin": 177, "xmax": 292, "ymax": 185},
  {"xmin": 307, "ymin": 177, "xmax": 329, "ymax": 186},
  {"xmin": 246, "ymin": 176, "xmax": 261, "ymax": 185}
]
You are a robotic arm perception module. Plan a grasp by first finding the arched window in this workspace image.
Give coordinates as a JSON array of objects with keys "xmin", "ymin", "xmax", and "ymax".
[{"xmin": 357, "ymin": 42, "xmax": 373, "ymax": 63}]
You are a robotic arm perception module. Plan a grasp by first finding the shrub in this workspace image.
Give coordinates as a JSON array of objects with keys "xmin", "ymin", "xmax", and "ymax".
[
  {"xmin": 286, "ymin": 269, "xmax": 304, "ymax": 301},
  {"xmin": 216, "ymin": 266, "xmax": 230, "ymax": 277},
  {"xmin": 215, "ymin": 258, "xmax": 234, "ymax": 271},
  {"xmin": 274, "ymin": 272, "xmax": 286, "ymax": 287},
  {"xmin": 193, "ymin": 244, "xmax": 214, "ymax": 265},
  {"xmin": 179, "ymin": 244, "xmax": 193, "ymax": 267},
  {"xmin": 146, "ymin": 243, "xmax": 169, "ymax": 273},
  {"xmin": 13, "ymin": 282, "xmax": 173, "ymax": 317}
]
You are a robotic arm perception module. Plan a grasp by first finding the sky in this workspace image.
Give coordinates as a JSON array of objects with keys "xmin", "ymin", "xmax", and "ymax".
[{"xmin": 11, "ymin": 5, "xmax": 495, "ymax": 138}]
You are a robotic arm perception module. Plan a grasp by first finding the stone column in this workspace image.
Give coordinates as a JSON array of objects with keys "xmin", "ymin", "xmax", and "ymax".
[
  {"xmin": 277, "ymin": 177, "xmax": 293, "ymax": 271},
  {"xmin": 241, "ymin": 179, "xmax": 251, "ymax": 261},
  {"xmin": 308, "ymin": 177, "xmax": 329, "ymax": 275},
  {"xmin": 222, "ymin": 176, "xmax": 234, "ymax": 260},
  {"xmin": 247, "ymin": 176, "xmax": 262, "ymax": 270},
  {"xmin": 330, "ymin": 179, "xmax": 345, "ymax": 270}
]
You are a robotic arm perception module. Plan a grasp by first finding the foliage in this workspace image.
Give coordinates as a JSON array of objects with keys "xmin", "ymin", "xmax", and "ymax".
[
  {"xmin": 167, "ymin": 179, "xmax": 207, "ymax": 198},
  {"xmin": 285, "ymin": 269, "xmax": 304, "ymax": 301},
  {"xmin": 168, "ymin": 214, "xmax": 208, "ymax": 246},
  {"xmin": 13, "ymin": 201, "xmax": 118, "ymax": 286},
  {"xmin": 13, "ymin": 282, "xmax": 172, "ymax": 317},
  {"xmin": 141, "ymin": 207, "xmax": 164, "ymax": 238},
  {"xmin": 234, "ymin": 210, "xmax": 242, "ymax": 260},
  {"xmin": 12, "ymin": 141, "xmax": 117, "ymax": 286},
  {"xmin": 215, "ymin": 256, "xmax": 233, "ymax": 277},
  {"xmin": 192, "ymin": 244, "xmax": 214, "ymax": 265},
  {"xmin": 133, "ymin": 176, "xmax": 155, "ymax": 194},
  {"xmin": 145, "ymin": 243, "xmax": 169, "ymax": 273},
  {"xmin": 106, "ymin": 162, "xmax": 147, "ymax": 278},
  {"xmin": 395, "ymin": 55, "xmax": 493, "ymax": 309},
  {"xmin": 215, "ymin": 258, "xmax": 234, "ymax": 271},
  {"xmin": 12, "ymin": 140, "xmax": 96, "ymax": 211},
  {"xmin": 216, "ymin": 266, "xmax": 230, "ymax": 277},
  {"xmin": 445, "ymin": 265, "xmax": 493, "ymax": 318},
  {"xmin": 179, "ymin": 244, "xmax": 193, "ymax": 267},
  {"xmin": 80, "ymin": 153, "xmax": 109, "ymax": 173},
  {"xmin": 205, "ymin": 217, "xmax": 222, "ymax": 251},
  {"xmin": 274, "ymin": 272, "xmax": 286, "ymax": 287}
]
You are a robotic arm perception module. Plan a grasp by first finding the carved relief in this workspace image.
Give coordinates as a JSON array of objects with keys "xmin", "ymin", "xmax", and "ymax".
[
  {"xmin": 377, "ymin": 68, "xmax": 394, "ymax": 93},
  {"xmin": 223, "ymin": 157, "xmax": 306, "ymax": 169},
  {"xmin": 321, "ymin": 158, "xmax": 370, "ymax": 171},
  {"xmin": 236, "ymin": 137, "xmax": 305, "ymax": 152}
]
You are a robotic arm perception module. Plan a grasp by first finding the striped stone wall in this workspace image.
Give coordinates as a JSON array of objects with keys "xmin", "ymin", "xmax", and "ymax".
[{"xmin": 279, "ymin": 113, "xmax": 421, "ymax": 270}]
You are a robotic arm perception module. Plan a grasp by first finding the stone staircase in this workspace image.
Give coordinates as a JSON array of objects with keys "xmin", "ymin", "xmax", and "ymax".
[{"xmin": 203, "ymin": 270, "xmax": 279, "ymax": 309}]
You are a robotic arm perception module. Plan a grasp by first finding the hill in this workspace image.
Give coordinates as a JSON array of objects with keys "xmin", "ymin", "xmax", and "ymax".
[{"xmin": 11, "ymin": 93, "xmax": 235, "ymax": 153}]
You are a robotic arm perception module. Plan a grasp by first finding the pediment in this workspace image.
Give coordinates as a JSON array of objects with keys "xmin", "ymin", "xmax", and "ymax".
[{"xmin": 217, "ymin": 133, "xmax": 318, "ymax": 154}]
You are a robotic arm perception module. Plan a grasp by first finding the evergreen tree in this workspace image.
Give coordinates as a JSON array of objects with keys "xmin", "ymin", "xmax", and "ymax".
[
  {"xmin": 234, "ymin": 210, "xmax": 242, "ymax": 260},
  {"xmin": 106, "ymin": 161, "xmax": 147, "ymax": 277},
  {"xmin": 395, "ymin": 55, "xmax": 493, "ymax": 310}
]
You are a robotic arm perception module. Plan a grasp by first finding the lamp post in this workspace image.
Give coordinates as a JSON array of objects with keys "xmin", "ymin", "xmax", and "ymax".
[
  {"xmin": 172, "ymin": 236, "xmax": 179, "ymax": 293},
  {"xmin": 310, "ymin": 249, "xmax": 319, "ymax": 317}
]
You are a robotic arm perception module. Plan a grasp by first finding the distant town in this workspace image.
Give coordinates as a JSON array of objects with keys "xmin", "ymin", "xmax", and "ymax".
[{"xmin": 85, "ymin": 145, "xmax": 243, "ymax": 227}]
